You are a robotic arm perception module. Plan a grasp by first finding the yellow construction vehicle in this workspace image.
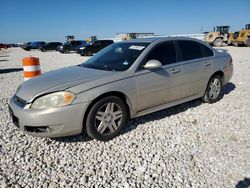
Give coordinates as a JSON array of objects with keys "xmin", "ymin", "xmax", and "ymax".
[
  {"xmin": 232, "ymin": 24, "xmax": 250, "ymax": 47},
  {"xmin": 227, "ymin": 32, "xmax": 234, "ymax": 45},
  {"xmin": 86, "ymin": 36, "xmax": 97, "ymax": 44},
  {"xmin": 204, "ymin": 26, "xmax": 230, "ymax": 47}
]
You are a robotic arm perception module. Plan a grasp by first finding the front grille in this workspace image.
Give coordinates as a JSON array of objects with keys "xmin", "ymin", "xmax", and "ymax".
[{"xmin": 13, "ymin": 95, "xmax": 26, "ymax": 108}]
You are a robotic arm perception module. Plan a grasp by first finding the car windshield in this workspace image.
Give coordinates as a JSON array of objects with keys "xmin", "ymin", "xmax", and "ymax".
[{"xmin": 81, "ymin": 42, "xmax": 149, "ymax": 71}]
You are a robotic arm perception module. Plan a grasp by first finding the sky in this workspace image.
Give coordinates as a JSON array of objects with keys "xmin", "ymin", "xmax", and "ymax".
[{"xmin": 1, "ymin": 0, "xmax": 250, "ymax": 43}]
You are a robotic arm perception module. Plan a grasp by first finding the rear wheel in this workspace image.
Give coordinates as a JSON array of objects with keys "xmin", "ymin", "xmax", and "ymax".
[
  {"xmin": 85, "ymin": 96, "xmax": 128, "ymax": 141},
  {"xmin": 213, "ymin": 38, "xmax": 223, "ymax": 47},
  {"xmin": 86, "ymin": 50, "xmax": 92, "ymax": 56},
  {"xmin": 202, "ymin": 75, "xmax": 223, "ymax": 103},
  {"xmin": 64, "ymin": 49, "xmax": 70, "ymax": 53},
  {"xmin": 245, "ymin": 38, "xmax": 250, "ymax": 47},
  {"xmin": 232, "ymin": 42, "xmax": 238, "ymax": 47}
]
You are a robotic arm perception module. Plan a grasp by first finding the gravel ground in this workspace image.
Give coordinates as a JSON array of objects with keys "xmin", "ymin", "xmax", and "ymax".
[{"xmin": 0, "ymin": 47, "xmax": 249, "ymax": 188}]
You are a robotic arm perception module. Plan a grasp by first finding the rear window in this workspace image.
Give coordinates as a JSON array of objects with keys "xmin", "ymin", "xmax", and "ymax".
[
  {"xmin": 201, "ymin": 44, "xmax": 214, "ymax": 57},
  {"xmin": 71, "ymin": 41, "xmax": 81, "ymax": 45},
  {"xmin": 102, "ymin": 40, "xmax": 113, "ymax": 45},
  {"xmin": 93, "ymin": 41, "xmax": 102, "ymax": 46},
  {"xmin": 179, "ymin": 40, "xmax": 203, "ymax": 61}
]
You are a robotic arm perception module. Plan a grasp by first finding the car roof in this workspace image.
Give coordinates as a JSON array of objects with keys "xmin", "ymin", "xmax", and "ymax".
[
  {"xmin": 119, "ymin": 37, "xmax": 209, "ymax": 46},
  {"xmin": 47, "ymin": 42, "xmax": 62, "ymax": 43},
  {"xmin": 95, "ymin": 40, "xmax": 113, "ymax": 42}
]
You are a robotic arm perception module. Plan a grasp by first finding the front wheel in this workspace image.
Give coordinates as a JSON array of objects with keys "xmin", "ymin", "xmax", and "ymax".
[
  {"xmin": 202, "ymin": 75, "xmax": 223, "ymax": 103},
  {"xmin": 213, "ymin": 38, "xmax": 223, "ymax": 47},
  {"xmin": 86, "ymin": 50, "xmax": 92, "ymax": 56},
  {"xmin": 85, "ymin": 96, "xmax": 128, "ymax": 141},
  {"xmin": 245, "ymin": 38, "xmax": 250, "ymax": 47}
]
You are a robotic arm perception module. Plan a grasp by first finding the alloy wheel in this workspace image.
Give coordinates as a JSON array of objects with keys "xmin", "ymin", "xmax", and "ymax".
[
  {"xmin": 95, "ymin": 102, "xmax": 123, "ymax": 135},
  {"xmin": 209, "ymin": 78, "xmax": 221, "ymax": 99}
]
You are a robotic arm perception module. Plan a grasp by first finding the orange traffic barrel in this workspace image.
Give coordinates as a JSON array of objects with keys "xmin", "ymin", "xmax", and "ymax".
[{"xmin": 22, "ymin": 57, "xmax": 41, "ymax": 81}]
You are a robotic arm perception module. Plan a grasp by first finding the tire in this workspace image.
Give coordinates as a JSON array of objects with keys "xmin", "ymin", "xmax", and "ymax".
[
  {"xmin": 86, "ymin": 50, "xmax": 92, "ymax": 56},
  {"xmin": 41, "ymin": 48, "xmax": 46, "ymax": 52},
  {"xmin": 85, "ymin": 96, "xmax": 128, "ymax": 141},
  {"xmin": 245, "ymin": 38, "xmax": 250, "ymax": 47},
  {"xmin": 232, "ymin": 42, "xmax": 238, "ymax": 47},
  {"xmin": 213, "ymin": 38, "xmax": 223, "ymax": 47},
  {"xmin": 202, "ymin": 75, "xmax": 223, "ymax": 103},
  {"xmin": 64, "ymin": 49, "xmax": 70, "ymax": 54}
]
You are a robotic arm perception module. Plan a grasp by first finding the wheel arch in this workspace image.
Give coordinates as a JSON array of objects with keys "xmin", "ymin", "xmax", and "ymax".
[
  {"xmin": 82, "ymin": 91, "xmax": 132, "ymax": 132},
  {"xmin": 211, "ymin": 70, "xmax": 224, "ymax": 82},
  {"xmin": 213, "ymin": 37, "xmax": 223, "ymax": 42}
]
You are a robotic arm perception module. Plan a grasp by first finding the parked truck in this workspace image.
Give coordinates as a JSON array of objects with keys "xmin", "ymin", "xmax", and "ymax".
[
  {"xmin": 204, "ymin": 26, "xmax": 230, "ymax": 47},
  {"xmin": 231, "ymin": 24, "xmax": 250, "ymax": 47}
]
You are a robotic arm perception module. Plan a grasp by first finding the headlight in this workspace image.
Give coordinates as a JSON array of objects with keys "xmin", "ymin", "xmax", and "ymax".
[
  {"xmin": 31, "ymin": 91, "xmax": 76, "ymax": 109},
  {"xmin": 79, "ymin": 47, "xmax": 85, "ymax": 50}
]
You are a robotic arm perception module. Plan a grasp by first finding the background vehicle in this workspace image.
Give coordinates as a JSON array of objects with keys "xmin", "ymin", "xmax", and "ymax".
[
  {"xmin": 80, "ymin": 40, "xmax": 114, "ymax": 56},
  {"xmin": 57, "ymin": 40, "xmax": 87, "ymax": 53},
  {"xmin": 231, "ymin": 24, "xmax": 250, "ymax": 47},
  {"xmin": 0, "ymin": 43, "xmax": 10, "ymax": 49},
  {"xmin": 40, "ymin": 42, "xmax": 63, "ymax": 52},
  {"xmin": 23, "ymin": 41, "xmax": 46, "ymax": 51},
  {"xmin": 204, "ymin": 26, "xmax": 230, "ymax": 47},
  {"xmin": 20, "ymin": 42, "xmax": 31, "ymax": 49}
]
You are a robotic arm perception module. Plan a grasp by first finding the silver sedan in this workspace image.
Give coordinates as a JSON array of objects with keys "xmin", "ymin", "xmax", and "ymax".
[{"xmin": 9, "ymin": 37, "xmax": 233, "ymax": 141}]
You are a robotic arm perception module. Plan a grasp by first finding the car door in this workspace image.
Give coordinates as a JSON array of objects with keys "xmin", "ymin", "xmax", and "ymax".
[
  {"xmin": 72, "ymin": 41, "xmax": 80, "ymax": 51},
  {"xmin": 134, "ymin": 41, "xmax": 182, "ymax": 112},
  {"xmin": 92, "ymin": 41, "xmax": 102, "ymax": 53},
  {"xmin": 54, "ymin": 43, "xmax": 61, "ymax": 50},
  {"xmin": 177, "ymin": 40, "xmax": 213, "ymax": 99},
  {"xmin": 47, "ymin": 43, "xmax": 53, "ymax": 50}
]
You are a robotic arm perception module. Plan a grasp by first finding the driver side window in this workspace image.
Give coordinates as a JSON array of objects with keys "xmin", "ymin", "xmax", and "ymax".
[{"xmin": 145, "ymin": 42, "xmax": 177, "ymax": 66}]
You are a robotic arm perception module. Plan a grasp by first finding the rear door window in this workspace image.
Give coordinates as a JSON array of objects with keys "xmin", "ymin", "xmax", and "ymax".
[
  {"xmin": 178, "ymin": 40, "xmax": 203, "ymax": 61},
  {"xmin": 145, "ymin": 42, "xmax": 177, "ymax": 66},
  {"xmin": 201, "ymin": 44, "xmax": 214, "ymax": 57}
]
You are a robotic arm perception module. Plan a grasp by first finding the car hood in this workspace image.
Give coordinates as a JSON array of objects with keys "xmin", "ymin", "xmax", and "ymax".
[{"xmin": 16, "ymin": 65, "xmax": 117, "ymax": 102}]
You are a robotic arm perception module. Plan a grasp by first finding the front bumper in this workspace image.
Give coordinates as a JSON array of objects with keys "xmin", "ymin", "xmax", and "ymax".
[{"xmin": 9, "ymin": 96, "xmax": 89, "ymax": 138}]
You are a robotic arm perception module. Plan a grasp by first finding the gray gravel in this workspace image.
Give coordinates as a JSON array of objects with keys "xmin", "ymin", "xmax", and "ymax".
[{"xmin": 0, "ymin": 47, "xmax": 250, "ymax": 187}]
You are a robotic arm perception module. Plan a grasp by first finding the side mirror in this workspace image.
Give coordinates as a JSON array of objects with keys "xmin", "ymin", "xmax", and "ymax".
[{"xmin": 144, "ymin": 60, "xmax": 162, "ymax": 69}]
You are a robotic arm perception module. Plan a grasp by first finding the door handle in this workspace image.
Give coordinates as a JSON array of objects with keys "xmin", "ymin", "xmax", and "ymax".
[
  {"xmin": 204, "ymin": 61, "xmax": 211, "ymax": 66},
  {"xmin": 171, "ymin": 68, "xmax": 180, "ymax": 74}
]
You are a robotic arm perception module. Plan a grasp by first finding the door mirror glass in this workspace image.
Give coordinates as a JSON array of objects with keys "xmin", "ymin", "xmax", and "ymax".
[{"xmin": 144, "ymin": 60, "xmax": 162, "ymax": 69}]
